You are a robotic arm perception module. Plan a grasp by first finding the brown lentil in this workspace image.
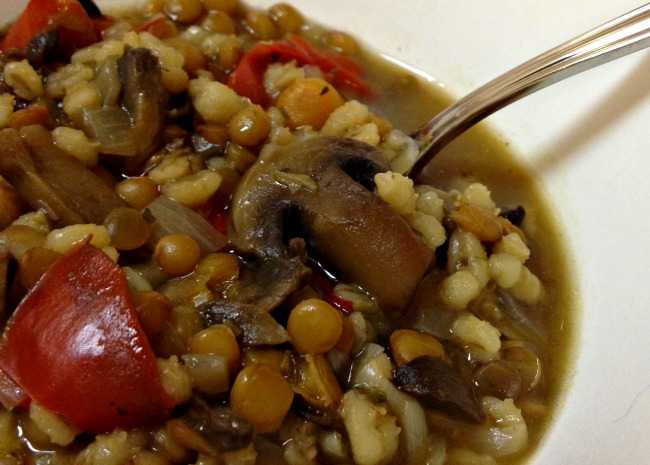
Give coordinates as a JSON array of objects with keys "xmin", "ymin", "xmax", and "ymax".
[
  {"xmin": 164, "ymin": 0, "xmax": 204, "ymax": 23},
  {"xmin": 227, "ymin": 105, "xmax": 271, "ymax": 147},
  {"xmin": 189, "ymin": 324, "xmax": 241, "ymax": 372},
  {"xmin": 226, "ymin": 143, "xmax": 257, "ymax": 173},
  {"xmin": 243, "ymin": 348, "xmax": 288, "ymax": 373},
  {"xmin": 288, "ymin": 298, "xmax": 343, "ymax": 354},
  {"xmin": 276, "ymin": 78, "xmax": 344, "ymax": 129},
  {"xmin": 18, "ymin": 247, "xmax": 61, "ymax": 289},
  {"xmin": 244, "ymin": 11, "xmax": 278, "ymax": 40},
  {"xmin": 324, "ymin": 30, "xmax": 359, "ymax": 55},
  {"xmin": 116, "ymin": 177, "xmax": 159, "ymax": 210},
  {"xmin": 231, "ymin": 364, "xmax": 294, "ymax": 433},
  {"xmin": 132, "ymin": 291, "xmax": 172, "ymax": 339},
  {"xmin": 104, "ymin": 207, "xmax": 152, "ymax": 251},
  {"xmin": 195, "ymin": 253, "xmax": 240, "ymax": 289},
  {"xmin": 269, "ymin": 3, "xmax": 303, "ymax": 34},
  {"xmin": 154, "ymin": 234, "xmax": 201, "ymax": 276},
  {"xmin": 196, "ymin": 124, "xmax": 229, "ymax": 146},
  {"xmin": 166, "ymin": 38, "xmax": 207, "ymax": 75},
  {"xmin": 201, "ymin": 11, "xmax": 236, "ymax": 34},
  {"xmin": 201, "ymin": 0, "xmax": 238, "ymax": 14}
]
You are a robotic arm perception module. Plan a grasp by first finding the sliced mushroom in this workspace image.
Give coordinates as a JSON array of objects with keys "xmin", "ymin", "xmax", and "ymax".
[
  {"xmin": 82, "ymin": 48, "xmax": 167, "ymax": 170},
  {"xmin": 473, "ymin": 360, "xmax": 523, "ymax": 400},
  {"xmin": 223, "ymin": 255, "xmax": 310, "ymax": 313},
  {"xmin": 394, "ymin": 356, "xmax": 484, "ymax": 423},
  {"xmin": 0, "ymin": 126, "xmax": 125, "ymax": 226},
  {"xmin": 181, "ymin": 398, "xmax": 254, "ymax": 451},
  {"xmin": 230, "ymin": 137, "xmax": 433, "ymax": 314},
  {"xmin": 289, "ymin": 354, "xmax": 342, "ymax": 411},
  {"xmin": 199, "ymin": 301, "xmax": 289, "ymax": 346}
]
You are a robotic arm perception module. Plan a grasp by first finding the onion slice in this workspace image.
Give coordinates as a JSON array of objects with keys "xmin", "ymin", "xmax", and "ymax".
[{"xmin": 146, "ymin": 196, "xmax": 227, "ymax": 254}]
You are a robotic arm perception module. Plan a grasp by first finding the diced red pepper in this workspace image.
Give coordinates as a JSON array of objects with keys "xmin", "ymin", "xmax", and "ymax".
[
  {"xmin": 228, "ymin": 34, "xmax": 372, "ymax": 106},
  {"xmin": 135, "ymin": 15, "xmax": 178, "ymax": 39},
  {"xmin": 198, "ymin": 192, "xmax": 231, "ymax": 236},
  {"xmin": 0, "ymin": 244, "xmax": 173, "ymax": 433},
  {"xmin": 309, "ymin": 267, "xmax": 354, "ymax": 315},
  {"xmin": 2, "ymin": 0, "xmax": 99, "ymax": 55},
  {"xmin": 326, "ymin": 291, "xmax": 354, "ymax": 315}
]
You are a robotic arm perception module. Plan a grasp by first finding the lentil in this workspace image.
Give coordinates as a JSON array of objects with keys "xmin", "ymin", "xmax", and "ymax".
[
  {"xmin": 269, "ymin": 3, "xmax": 303, "ymax": 34},
  {"xmin": 288, "ymin": 298, "xmax": 343, "ymax": 354},
  {"xmin": 164, "ymin": 0, "xmax": 204, "ymax": 23},
  {"xmin": 201, "ymin": 11, "xmax": 236, "ymax": 33},
  {"xmin": 324, "ymin": 31, "xmax": 359, "ymax": 55},
  {"xmin": 116, "ymin": 177, "xmax": 159, "ymax": 209},
  {"xmin": 244, "ymin": 11, "xmax": 279, "ymax": 40},
  {"xmin": 18, "ymin": 246, "xmax": 61, "ymax": 289},
  {"xmin": 154, "ymin": 234, "xmax": 201, "ymax": 276},
  {"xmin": 201, "ymin": 0, "xmax": 238, "ymax": 13},
  {"xmin": 189, "ymin": 324, "xmax": 241, "ymax": 372},
  {"xmin": 132, "ymin": 291, "xmax": 172, "ymax": 338},
  {"xmin": 228, "ymin": 105, "xmax": 271, "ymax": 146},
  {"xmin": 277, "ymin": 78, "xmax": 344, "ymax": 129},
  {"xmin": 231, "ymin": 364, "xmax": 294, "ymax": 433}
]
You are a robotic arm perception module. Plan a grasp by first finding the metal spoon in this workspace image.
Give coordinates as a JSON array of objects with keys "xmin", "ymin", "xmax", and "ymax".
[{"xmin": 408, "ymin": 2, "xmax": 650, "ymax": 178}]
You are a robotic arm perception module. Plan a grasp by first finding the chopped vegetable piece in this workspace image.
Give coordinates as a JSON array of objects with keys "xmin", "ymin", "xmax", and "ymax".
[
  {"xmin": 147, "ymin": 196, "xmax": 228, "ymax": 254},
  {"xmin": 394, "ymin": 356, "xmax": 483, "ymax": 423},
  {"xmin": 228, "ymin": 35, "xmax": 371, "ymax": 106},
  {"xmin": 0, "ymin": 126, "xmax": 126, "ymax": 226},
  {"xmin": 0, "ymin": 243, "xmax": 173, "ymax": 432},
  {"xmin": 2, "ymin": 0, "xmax": 99, "ymax": 56}
]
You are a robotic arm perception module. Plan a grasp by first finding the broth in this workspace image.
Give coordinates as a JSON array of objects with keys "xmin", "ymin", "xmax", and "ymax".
[
  {"xmin": 0, "ymin": 2, "xmax": 577, "ymax": 465},
  {"xmin": 357, "ymin": 50, "xmax": 578, "ymax": 464}
]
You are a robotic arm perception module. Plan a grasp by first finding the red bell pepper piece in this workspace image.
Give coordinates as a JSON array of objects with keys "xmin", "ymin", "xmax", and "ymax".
[
  {"xmin": 2, "ymin": 0, "xmax": 99, "ymax": 55},
  {"xmin": 0, "ymin": 244, "xmax": 173, "ymax": 433},
  {"xmin": 228, "ymin": 34, "xmax": 372, "ymax": 106},
  {"xmin": 198, "ymin": 192, "xmax": 231, "ymax": 236},
  {"xmin": 135, "ymin": 15, "xmax": 178, "ymax": 39},
  {"xmin": 309, "ymin": 268, "xmax": 354, "ymax": 315}
]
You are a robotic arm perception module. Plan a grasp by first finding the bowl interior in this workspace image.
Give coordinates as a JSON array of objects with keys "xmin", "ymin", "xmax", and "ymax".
[{"xmin": 3, "ymin": 1, "xmax": 650, "ymax": 464}]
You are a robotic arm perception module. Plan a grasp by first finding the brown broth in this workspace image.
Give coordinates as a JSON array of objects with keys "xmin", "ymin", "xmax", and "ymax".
[{"xmin": 356, "ymin": 50, "xmax": 578, "ymax": 464}]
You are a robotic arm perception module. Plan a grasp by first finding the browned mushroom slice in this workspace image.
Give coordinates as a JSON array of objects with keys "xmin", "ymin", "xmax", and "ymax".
[
  {"xmin": 230, "ymin": 137, "xmax": 433, "ymax": 314},
  {"xmin": 0, "ymin": 126, "xmax": 126, "ymax": 225},
  {"xmin": 394, "ymin": 356, "xmax": 484, "ymax": 423},
  {"xmin": 199, "ymin": 301, "xmax": 290, "ymax": 346},
  {"xmin": 83, "ymin": 47, "xmax": 167, "ymax": 170},
  {"xmin": 223, "ymin": 255, "xmax": 310, "ymax": 313},
  {"xmin": 180, "ymin": 398, "xmax": 254, "ymax": 452}
]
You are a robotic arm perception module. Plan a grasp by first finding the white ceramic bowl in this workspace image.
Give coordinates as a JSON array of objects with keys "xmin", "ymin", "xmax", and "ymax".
[{"xmin": 3, "ymin": 1, "xmax": 650, "ymax": 464}]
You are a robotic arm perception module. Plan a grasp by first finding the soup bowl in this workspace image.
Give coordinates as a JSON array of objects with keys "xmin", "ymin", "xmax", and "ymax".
[{"xmin": 2, "ymin": 0, "xmax": 650, "ymax": 464}]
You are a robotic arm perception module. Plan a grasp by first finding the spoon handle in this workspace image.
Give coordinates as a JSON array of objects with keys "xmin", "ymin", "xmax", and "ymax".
[{"xmin": 409, "ymin": 2, "xmax": 650, "ymax": 178}]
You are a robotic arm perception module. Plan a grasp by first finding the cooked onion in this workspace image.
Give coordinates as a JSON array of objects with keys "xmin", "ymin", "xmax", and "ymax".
[
  {"xmin": 82, "ymin": 107, "xmax": 138, "ymax": 156},
  {"xmin": 146, "ymin": 196, "xmax": 228, "ymax": 254}
]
